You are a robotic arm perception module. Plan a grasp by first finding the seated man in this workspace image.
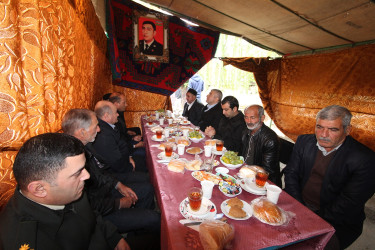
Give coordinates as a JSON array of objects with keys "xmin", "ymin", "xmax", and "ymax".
[
  {"xmin": 62, "ymin": 109, "xmax": 160, "ymax": 247},
  {"xmin": 205, "ymin": 96, "xmax": 246, "ymax": 153},
  {"xmin": 182, "ymin": 88, "xmax": 204, "ymax": 126},
  {"xmin": 284, "ymin": 105, "xmax": 375, "ymax": 249},
  {"xmin": 0, "ymin": 133, "xmax": 129, "ymax": 250},
  {"xmin": 91, "ymin": 100, "xmax": 147, "ymax": 173},
  {"xmin": 198, "ymin": 89, "xmax": 225, "ymax": 131},
  {"xmin": 241, "ymin": 105, "xmax": 281, "ymax": 187},
  {"xmin": 109, "ymin": 92, "xmax": 146, "ymax": 161}
]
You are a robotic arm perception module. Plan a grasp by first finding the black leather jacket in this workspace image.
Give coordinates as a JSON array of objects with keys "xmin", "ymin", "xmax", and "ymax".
[{"xmin": 241, "ymin": 123, "xmax": 281, "ymax": 187}]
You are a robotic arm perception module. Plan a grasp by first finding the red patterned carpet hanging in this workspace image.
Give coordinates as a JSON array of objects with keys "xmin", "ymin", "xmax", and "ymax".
[{"xmin": 107, "ymin": 0, "xmax": 220, "ymax": 96}]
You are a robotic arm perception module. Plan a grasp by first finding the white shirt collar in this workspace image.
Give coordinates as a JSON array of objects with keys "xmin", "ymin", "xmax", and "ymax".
[
  {"xmin": 187, "ymin": 99, "xmax": 196, "ymax": 110},
  {"xmin": 316, "ymin": 142, "xmax": 342, "ymax": 156}
]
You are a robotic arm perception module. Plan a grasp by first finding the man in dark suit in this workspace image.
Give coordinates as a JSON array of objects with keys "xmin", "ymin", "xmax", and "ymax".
[
  {"xmin": 182, "ymin": 88, "xmax": 204, "ymax": 126},
  {"xmin": 198, "ymin": 89, "xmax": 225, "ymax": 131},
  {"xmin": 91, "ymin": 100, "xmax": 148, "ymax": 174},
  {"xmin": 62, "ymin": 109, "xmax": 160, "ymax": 248},
  {"xmin": 109, "ymin": 92, "xmax": 146, "ymax": 160},
  {"xmin": 139, "ymin": 20, "xmax": 163, "ymax": 56},
  {"xmin": 284, "ymin": 105, "xmax": 375, "ymax": 249}
]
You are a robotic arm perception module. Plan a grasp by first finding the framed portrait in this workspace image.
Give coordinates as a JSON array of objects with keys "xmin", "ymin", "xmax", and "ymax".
[{"xmin": 133, "ymin": 10, "xmax": 169, "ymax": 63}]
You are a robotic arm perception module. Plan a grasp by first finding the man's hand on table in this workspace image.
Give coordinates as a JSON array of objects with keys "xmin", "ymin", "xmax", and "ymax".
[
  {"xmin": 116, "ymin": 183, "xmax": 138, "ymax": 202},
  {"xmin": 115, "ymin": 238, "xmax": 131, "ymax": 250},
  {"xmin": 204, "ymin": 126, "xmax": 216, "ymax": 138},
  {"xmin": 129, "ymin": 157, "xmax": 136, "ymax": 171}
]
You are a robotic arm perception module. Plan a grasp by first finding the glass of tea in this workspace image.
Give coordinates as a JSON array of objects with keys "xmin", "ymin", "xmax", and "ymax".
[
  {"xmin": 188, "ymin": 187, "xmax": 203, "ymax": 211},
  {"xmin": 156, "ymin": 130, "xmax": 163, "ymax": 139},
  {"xmin": 255, "ymin": 168, "xmax": 269, "ymax": 188},
  {"xmin": 164, "ymin": 143, "xmax": 173, "ymax": 157},
  {"xmin": 216, "ymin": 140, "xmax": 224, "ymax": 151}
]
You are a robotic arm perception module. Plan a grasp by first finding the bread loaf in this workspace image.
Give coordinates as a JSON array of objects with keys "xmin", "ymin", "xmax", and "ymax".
[
  {"xmin": 167, "ymin": 160, "xmax": 185, "ymax": 173},
  {"xmin": 199, "ymin": 220, "xmax": 234, "ymax": 250},
  {"xmin": 227, "ymin": 197, "xmax": 243, "ymax": 208},
  {"xmin": 253, "ymin": 199, "xmax": 283, "ymax": 224}
]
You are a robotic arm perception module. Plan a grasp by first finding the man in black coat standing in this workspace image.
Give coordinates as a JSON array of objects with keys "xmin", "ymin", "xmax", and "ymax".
[
  {"xmin": 198, "ymin": 89, "xmax": 224, "ymax": 131},
  {"xmin": 284, "ymin": 105, "xmax": 375, "ymax": 249},
  {"xmin": 204, "ymin": 96, "xmax": 246, "ymax": 153},
  {"xmin": 182, "ymin": 88, "xmax": 204, "ymax": 126}
]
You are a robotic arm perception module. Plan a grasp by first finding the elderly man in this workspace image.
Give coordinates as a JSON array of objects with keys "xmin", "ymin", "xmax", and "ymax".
[
  {"xmin": 182, "ymin": 88, "xmax": 204, "ymax": 126},
  {"xmin": 91, "ymin": 100, "xmax": 147, "ymax": 173},
  {"xmin": 0, "ymin": 133, "xmax": 129, "ymax": 250},
  {"xmin": 198, "ymin": 89, "xmax": 225, "ymax": 131},
  {"xmin": 241, "ymin": 105, "xmax": 281, "ymax": 187},
  {"xmin": 205, "ymin": 96, "xmax": 246, "ymax": 153},
  {"xmin": 62, "ymin": 109, "xmax": 160, "ymax": 248},
  {"xmin": 284, "ymin": 105, "xmax": 375, "ymax": 249}
]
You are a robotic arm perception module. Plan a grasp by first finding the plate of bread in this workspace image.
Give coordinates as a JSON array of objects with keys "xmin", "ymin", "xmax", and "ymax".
[
  {"xmin": 186, "ymin": 147, "xmax": 203, "ymax": 154},
  {"xmin": 251, "ymin": 197, "xmax": 287, "ymax": 226},
  {"xmin": 221, "ymin": 197, "xmax": 252, "ymax": 220}
]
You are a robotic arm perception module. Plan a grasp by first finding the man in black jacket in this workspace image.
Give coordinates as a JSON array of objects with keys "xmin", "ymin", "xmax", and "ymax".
[
  {"xmin": 0, "ymin": 133, "xmax": 129, "ymax": 250},
  {"xmin": 109, "ymin": 92, "xmax": 146, "ymax": 161},
  {"xmin": 198, "ymin": 89, "xmax": 224, "ymax": 131},
  {"xmin": 182, "ymin": 88, "xmax": 204, "ymax": 126},
  {"xmin": 204, "ymin": 96, "xmax": 246, "ymax": 153},
  {"xmin": 284, "ymin": 105, "xmax": 375, "ymax": 249},
  {"xmin": 91, "ymin": 100, "xmax": 148, "ymax": 174},
  {"xmin": 241, "ymin": 105, "xmax": 281, "ymax": 187},
  {"xmin": 62, "ymin": 109, "xmax": 160, "ymax": 249}
]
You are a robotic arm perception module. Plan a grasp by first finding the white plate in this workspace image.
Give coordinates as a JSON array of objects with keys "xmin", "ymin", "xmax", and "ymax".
[
  {"xmin": 211, "ymin": 147, "xmax": 226, "ymax": 156},
  {"xmin": 251, "ymin": 197, "xmax": 287, "ymax": 226},
  {"xmin": 174, "ymin": 137, "xmax": 191, "ymax": 147},
  {"xmin": 157, "ymin": 152, "xmax": 179, "ymax": 161},
  {"xmin": 151, "ymin": 135, "xmax": 165, "ymax": 142},
  {"xmin": 191, "ymin": 171, "xmax": 222, "ymax": 185},
  {"xmin": 180, "ymin": 197, "xmax": 217, "ymax": 221},
  {"xmin": 221, "ymin": 199, "xmax": 253, "ymax": 220},
  {"xmin": 186, "ymin": 147, "xmax": 203, "ymax": 155},
  {"xmin": 220, "ymin": 155, "xmax": 244, "ymax": 169},
  {"xmin": 215, "ymin": 167, "xmax": 229, "ymax": 174},
  {"xmin": 239, "ymin": 179, "xmax": 267, "ymax": 195},
  {"xmin": 180, "ymin": 120, "xmax": 191, "ymax": 125}
]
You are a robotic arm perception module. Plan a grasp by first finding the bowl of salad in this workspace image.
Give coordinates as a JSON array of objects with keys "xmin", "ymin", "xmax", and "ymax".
[
  {"xmin": 188, "ymin": 131, "xmax": 205, "ymax": 143},
  {"xmin": 220, "ymin": 151, "xmax": 244, "ymax": 169}
]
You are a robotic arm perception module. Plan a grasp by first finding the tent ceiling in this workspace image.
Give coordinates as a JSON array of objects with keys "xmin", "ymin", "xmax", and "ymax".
[{"xmin": 145, "ymin": 0, "xmax": 375, "ymax": 55}]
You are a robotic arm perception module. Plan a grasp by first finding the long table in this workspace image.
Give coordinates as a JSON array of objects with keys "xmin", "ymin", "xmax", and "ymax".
[{"xmin": 141, "ymin": 117, "xmax": 335, "ymax": 250}]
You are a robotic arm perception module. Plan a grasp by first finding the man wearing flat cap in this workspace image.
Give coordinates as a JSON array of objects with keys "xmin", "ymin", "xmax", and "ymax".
[{"xmin": 182, "ymin": 88, "xmax": 204, "ymax": 126}]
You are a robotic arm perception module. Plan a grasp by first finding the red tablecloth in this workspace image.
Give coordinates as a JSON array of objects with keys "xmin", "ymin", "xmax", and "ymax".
[{"xmin": 141, "ymin": 117, "xmax": 335, "ymax": 250}]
